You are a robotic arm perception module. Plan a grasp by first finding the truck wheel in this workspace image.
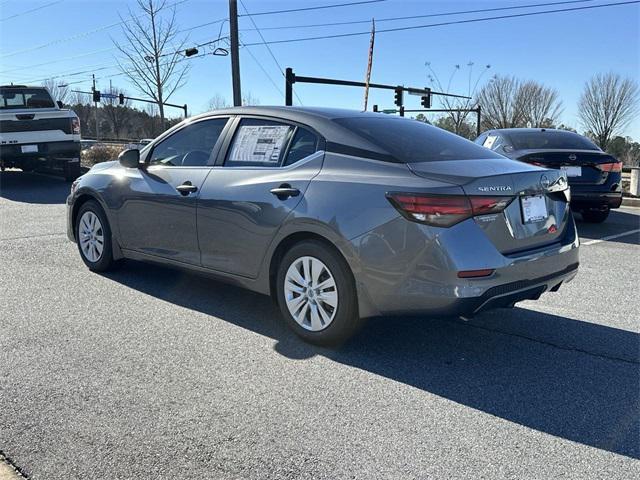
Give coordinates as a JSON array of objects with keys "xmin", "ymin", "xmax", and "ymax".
[
  {"xmin": 75, "ymin": 200, "xmax": 116, "ymax": 272},
  {"xmin": 64, "ymin": 161, "xmax": 81, "ymax": 182},
  {"xmin": 276, "ymin": 240, "xmax": 362, "ymax": 346}
]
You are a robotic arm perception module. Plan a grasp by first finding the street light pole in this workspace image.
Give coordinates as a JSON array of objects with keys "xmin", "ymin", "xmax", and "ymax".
[{"xmin": 229, "ymin": 0, "xmax": 242, "ymax": 106}]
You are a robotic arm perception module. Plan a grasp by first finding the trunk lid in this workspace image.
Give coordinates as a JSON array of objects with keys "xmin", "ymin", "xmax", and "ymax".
[
  {"xmin": 408, "ymin": 159, "xmax": 571, "ymax": 254},
  {"xmin": 515, "ymin": 149, "xmax": 614, "ymax": 185}
]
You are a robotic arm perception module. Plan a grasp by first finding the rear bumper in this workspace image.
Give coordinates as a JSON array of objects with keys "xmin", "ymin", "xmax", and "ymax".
[
  {"xmin": 349, "ymin": 213, "xmax": 580, "ymax": 318},
  {"xmin": 0, "ymin": 140, "xmax": 81, "ymax": 162},
  {"xmin": 570, "ymin": 191, "xmax": 623, "ymax": 210}
]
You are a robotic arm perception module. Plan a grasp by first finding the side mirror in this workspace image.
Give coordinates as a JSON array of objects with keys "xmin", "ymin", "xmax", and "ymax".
[
  {"xmin": 502, "ymin": 145, "xmax": 514, "ymax": 154},
  {"xmin": 56, "ymin": 100, "xmax": 64, "ymax": 108},
  {"xmin": 118, "ymin": 148, "xmax": 140, "ymax": 168}
]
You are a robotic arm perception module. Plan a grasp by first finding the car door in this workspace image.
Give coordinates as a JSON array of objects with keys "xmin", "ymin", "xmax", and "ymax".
[
  {"xmin": 197, "ymin": 117, "xmax": 324, "ymax": 277},
  {"xmin": 117, "ymin": 117, "xmax": 230, "ymax": 265}
]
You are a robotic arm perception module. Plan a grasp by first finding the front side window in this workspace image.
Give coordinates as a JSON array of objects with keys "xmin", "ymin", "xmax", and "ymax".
[
  {"xmin": 226, "ymin": 119, "xmax": 295, "ymax": 167},
  {"xmin": 148, "ymin": 118, "xmax": 228, "ymax": 167},
  {"xmin": 0, "ymin": 87, "xmax": 55, "ymax": 109}
]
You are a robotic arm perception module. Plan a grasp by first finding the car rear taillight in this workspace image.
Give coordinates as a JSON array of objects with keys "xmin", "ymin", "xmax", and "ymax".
[
  {"xmin": 597, "ymin": 161, "xmax": 622, "ymax": 173},
  {"xmin": 386, "ymin": 193, "xmax": 513, "ymax": 227},
  {"xmin": 71, "ymin": 117, "xmax": 80, "ymax": 135}
]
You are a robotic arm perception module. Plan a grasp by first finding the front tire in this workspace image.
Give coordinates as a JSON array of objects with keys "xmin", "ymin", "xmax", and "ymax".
[
  {"xmin": 582, "ymin": 209, "xmax": 609, "ymax": 223},
  {"xmin": 75, "ymin": 200, "xmax": 116, "ymax": 272},
  {"xmin": 276, "ymin": 240, "xmax": 362, "ymax": 346}
]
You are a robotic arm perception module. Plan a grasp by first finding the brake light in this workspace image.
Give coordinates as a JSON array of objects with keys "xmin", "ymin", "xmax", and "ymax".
[
  {"xmin": 597, "ymin": 162, "xmax": 622, "ymax": 173},
  {"xmin": 71, "ymin": 117, "xmax": 80, "ymax": 135},
  {"xmin": 387, "ymin": 193, "xmax": 513, "ymax": 227}
]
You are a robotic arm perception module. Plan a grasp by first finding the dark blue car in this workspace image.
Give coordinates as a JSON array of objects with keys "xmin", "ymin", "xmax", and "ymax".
[{"xmin": 475, "ymin": 128, "xmax": 622, "ymax": 223}]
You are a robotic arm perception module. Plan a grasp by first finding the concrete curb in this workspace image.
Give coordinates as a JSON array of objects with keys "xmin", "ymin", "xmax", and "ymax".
[{"xmin": 622, "ymin": 197, "xmax": 640, "ymax": 208}]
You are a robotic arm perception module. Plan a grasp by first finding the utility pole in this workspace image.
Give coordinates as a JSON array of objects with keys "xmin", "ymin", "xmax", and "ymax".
[
  {"xmin": 229, "ymin": 0, "xmax": 242, "ymax": 106},
  {"xmin": 92, "ymin": 74, "xmax": 100, "ymax": 141}
]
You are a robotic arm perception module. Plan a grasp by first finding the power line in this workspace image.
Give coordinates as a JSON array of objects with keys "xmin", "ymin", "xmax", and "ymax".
[
  {"xmin": 238, "ymin": 0, "xmax": 386, "ymax": 17},
  {"xmin": 0, "ymin": 0, "xmax": 189, "ymax": 59},
  {"xmin": 239, "ymin": 0, "xmax": 303, "ymax": 105},
  {"xmin": 238, "ymin": 0, "xmax": 596, "ymax": 31},
  {"xmin": 0, "ymin": 0, "xmax": 63, "ymax": 22},
  {"xmin": 243, "ymin": 1, "xmax": 640, "ymax": 46},
  {"xmin": 0, "ymin": 0, "xmax": 589, "ymax": 76}
]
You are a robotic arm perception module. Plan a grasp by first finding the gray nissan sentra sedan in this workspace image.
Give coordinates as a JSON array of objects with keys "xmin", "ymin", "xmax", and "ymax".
[{"xmin": 67, "ymin": 107, "xmax": 579, "ymax": 345}]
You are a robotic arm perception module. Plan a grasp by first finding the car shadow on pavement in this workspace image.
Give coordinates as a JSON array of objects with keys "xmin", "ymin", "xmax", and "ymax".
[
  {"xmin": 103, "ymin": 260, "xmax": 640, "ymax": 460},
  {"xmin": 575, "ymin": 209, "xmax": 640, "ymax": 246},
  {"xmin": 0, "ymin": 171, "xmax": 70, "ymax": 204}
]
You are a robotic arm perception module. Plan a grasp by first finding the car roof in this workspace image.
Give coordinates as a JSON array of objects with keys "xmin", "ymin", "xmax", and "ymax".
[
  {"xmin": 188, "ymin": 106, "xmax": 410, "ymax": 156},
  {"xmin": 486, "ymin": 128, "xmax": 579, "ymax": 135}
]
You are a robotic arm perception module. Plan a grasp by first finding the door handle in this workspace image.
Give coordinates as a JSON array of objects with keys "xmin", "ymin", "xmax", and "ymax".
[
  {"xmin": 176, "ymin": 181, "xmax": 198, "ymax": 196},
  {"xmin": 270, "ymin": 184, "xmax": 300, "ymax": 200}
]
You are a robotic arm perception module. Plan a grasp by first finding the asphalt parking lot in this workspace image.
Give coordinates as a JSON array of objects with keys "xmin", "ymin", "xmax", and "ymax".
[{"xmin": 0, "ymin": 171, "xmax": 638, "ymax": 479}]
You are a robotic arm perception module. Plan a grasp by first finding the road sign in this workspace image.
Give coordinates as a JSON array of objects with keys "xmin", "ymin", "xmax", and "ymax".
[{"xmin": 382, "ymin": 109, "xmax": 396, "ymax": 114}]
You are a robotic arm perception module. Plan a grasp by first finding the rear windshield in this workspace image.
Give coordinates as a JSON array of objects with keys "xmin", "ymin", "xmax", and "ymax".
[
  {"xmin": 506, "ymin": 131, "xmax": 599, "ymax": 151},
  {"xmin": 334, "ymin": 116, "xmax": 503, "ymax": 162},
  {"xmin": 0, "ymin": 87, "xmax": 55, "ymax": 109}
]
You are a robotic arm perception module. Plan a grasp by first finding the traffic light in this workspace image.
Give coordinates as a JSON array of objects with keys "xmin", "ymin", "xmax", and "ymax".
[
  {"xmin": 118, "ymin": 93, "xmax": 125, "ymax": 105},
  {"xmin": 92, "ymin": 90, "xmax": 101, "ymax": 102},
  {"xmin": 394, "ymin": 87, "xmax": 403, "ymax": 107},
  {"xmin": 421, "ymin": 88, "xmax": 432, "ymax": 109}
]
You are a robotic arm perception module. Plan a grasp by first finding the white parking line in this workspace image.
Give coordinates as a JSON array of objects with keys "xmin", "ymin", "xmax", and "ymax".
[{"xmin": 581, "ymin": 229, "xmax": 640, "ymax": 246}]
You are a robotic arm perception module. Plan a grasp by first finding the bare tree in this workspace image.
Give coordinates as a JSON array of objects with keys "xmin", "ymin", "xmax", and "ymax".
[
  {"xmin": 102, "ymin": 85, "xmax": 132, "ymax": 139},
  {"xmin": 578, "ymin": 73, "xmax": 639, "ymax": 150},
  {"xmin": 519, "ymin": 80, "xmax": 562, "ymax": 128},
  {"xmin": 206, "ymin": 92, "xmax": 259, "ymax": 111},
  {"xmin": 207, "ymin": 93, "xmax": 229, "ymax": 110},
  {"xmin": 42, "ymin": 78, "xmax": 70, "ymax": 104},
  {"xmin": 476, "ymin": 75, "xmax": 526, "ymax": 130},
  {"xmin": 114, "ymin": 0, "xmax": 189, "ymax": 128},
  {"xmin": 425, "ymin": 61, "xmax": 491, "ymax": 136}
]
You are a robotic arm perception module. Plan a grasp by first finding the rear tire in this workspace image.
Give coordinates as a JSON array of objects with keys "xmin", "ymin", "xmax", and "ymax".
[
  {"xmin": 276, "ymin": 240, "xmax": 362, "ymax": 346},
  {"xmin": 75, "ymin": 200, "xmax": 116, "ymax": 272},
  {"xmin": 64, "ymin": 161, "xmax": 81, "ymax": 182},
  {"xmin": 582, "ymin": 209, "xmax": 609, "ymax": 223}
]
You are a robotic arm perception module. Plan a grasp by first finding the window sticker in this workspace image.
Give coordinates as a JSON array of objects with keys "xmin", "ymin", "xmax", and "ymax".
[
  {"xmin": 483, "ymin": 135, "xmax": 497, "ymax": 149},
  {"xmin": 229, "ymin": 125, "xmax": 292, "ymax": 163}
]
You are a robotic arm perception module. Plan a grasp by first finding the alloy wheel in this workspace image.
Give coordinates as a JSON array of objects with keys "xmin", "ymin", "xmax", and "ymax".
[
  {"xmin": 78, "ymin": 211, "xmax": 104, "ymax": 263},
  {"xmin": 284, "ymin": 256, "xmax": 338, "ymax": 331}
]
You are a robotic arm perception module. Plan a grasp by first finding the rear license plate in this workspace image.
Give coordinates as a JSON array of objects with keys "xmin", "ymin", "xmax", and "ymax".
[
  {"xmin": 561, "ymin": 166, "xmax": 581, "ymax": 177},
  {"xmin": 21, "ymin": 144, "xmax": 38, "ymax": 153},
  {"xmin": 521, "ymin": 194, "xmax": 548, "ymax": 223}
]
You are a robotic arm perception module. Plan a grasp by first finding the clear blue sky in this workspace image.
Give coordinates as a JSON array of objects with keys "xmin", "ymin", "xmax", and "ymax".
[{"xmin": 1, "ymin": 0, "xmax": 638, "ymax": 137}]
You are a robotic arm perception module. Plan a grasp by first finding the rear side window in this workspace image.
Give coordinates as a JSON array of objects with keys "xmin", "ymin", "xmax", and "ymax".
[
  {"xmin": 334, "ymin": 116, "xmax": 503, "ymax": 163},
  {"xmin": 226, "ymin": 119, "xmax": 298, "ymax": 167},
  {"xmin": 0, "ymin": 87, "xmax": 55, "ymax": 109},
  {"xmin": 283, "ymin": 127, "xmax": 318, "ymax": 166},
  {"xmin": 506, "ymin": 131, "xmax": 599, "ymax": 150}
]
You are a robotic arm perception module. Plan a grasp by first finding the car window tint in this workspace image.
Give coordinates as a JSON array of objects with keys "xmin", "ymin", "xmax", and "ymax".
[
  {"xmin": 283, "ymin": 128, "xmax": 318, "ymax": 166},
  {"xmin": 334, "ymin": 116, "xmax": 503, "ymax": 163},
  {"xmin": 226, "ymin": 119, "xmax": 294, "ymax": 167},
  {"xmin": 149, "ymin": 118, "xmax": 228, "ymax": 167},
  {"xmin": 506, "ymin": 131, "xmax": 600, "ymax": 150}
]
